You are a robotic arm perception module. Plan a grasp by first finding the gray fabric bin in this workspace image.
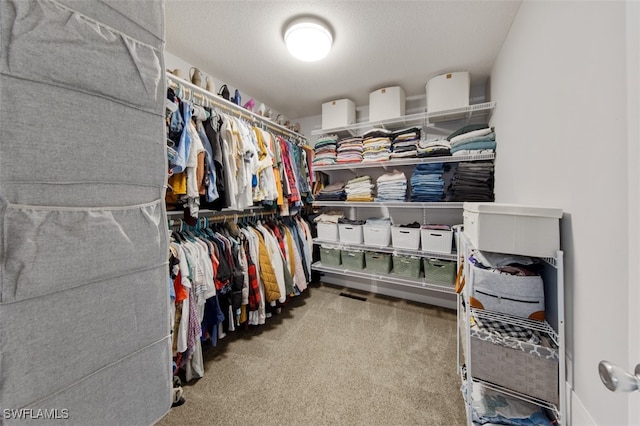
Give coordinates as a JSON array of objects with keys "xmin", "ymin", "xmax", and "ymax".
[
  {"xmin": 392, "ymin": 254, "xmax": 422, "ymax": 278},
  {"xmin": 320, "ymin": 246, "xmax": 342, "ymax": 266},
  {"xmin": 365, "ymin": 251, "xmax": 392, "ymax": 274},
  {"xmin": 423, "ymin": 258, "xmax": 456, "ymax": 286},
  {"xmin": 341, "ymin": 249, "xmax": 365, "ymax": 270}
]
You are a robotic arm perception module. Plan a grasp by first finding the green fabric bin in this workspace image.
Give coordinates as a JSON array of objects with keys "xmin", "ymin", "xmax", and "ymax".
[
  {"xmin": 392, "ymin": 254, "xmax": 422, "ymax": 278},
  {"xmin": 319, "ymin": 246, "xmax": 341, "ymax": 267},
  {"xmin": 341, "ymin": 250, "xmax": 365, "ymax": 270},
  {"xmin": 364, "ymin": 252, "xmax": 392, "ymax": 274},
  {"xmin": 423, "ymin": 258, "xmax": 456, "ymax": 286}
]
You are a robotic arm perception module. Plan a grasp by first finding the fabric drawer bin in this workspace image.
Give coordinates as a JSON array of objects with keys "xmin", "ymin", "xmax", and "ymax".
[
  {"xmin": 471, "ymin": 264, "xmax": 545, "ymax": 321},
  {"xmin": 364, "ymin": 251, "xmax": 392, "ymax": 274},
  {"xmin": 339, "ymin": 223, "xmax": 364, "ymax": 244},
  {"xmin": 463, "ymin": 202, "xmax": 563, "ymax": 258},
  {"xmin": 322, "ymin": 98, "xmax": 356, "ymax": 129},
  {"xmin": 320, "ymin": 246, "xmax": 341, "ymax": 267},
  {"xmin": 363, "ymin": 225, "xmax": 391, "ymax": 247},
  {"xmin": 391, "ymin": 226, "xmax": 421, "ymax": 250},
  {"xmin": 392, "ymin": 254, "xmax": 421, "ymax": 278},
  {"xmin": 341, "ymin": 250, "xmax": 365, "ymax": 270},
  {"xmin": 423, "ymin": 258, "xmax": 456, "ymax": 286},
  {"xmin": 421, "ymin": 228, "xmax": 453, "ymax": 253},
  {"xmin": 317, "ymin": 222, "xmax": 339, "ymax": 241},
  {"xmin": 470, "ymin": 317, "xmax": 559, "ymax": 404}
]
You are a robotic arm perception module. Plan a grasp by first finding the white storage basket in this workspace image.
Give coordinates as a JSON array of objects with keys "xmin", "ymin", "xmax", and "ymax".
[
  {"xmin": 363, "ymin": 225, "xmax": 391, "ymax": 247},
  {"xmin": 391, "ymin": 226, "xmax": 420, "ymax": 250},
  {"xmin": 421, "ymin": 228, "xmax": 453, "ymax": 253},
  {"xmin": 316, "ymin": 222, "xmax": 339, "ymax": 242},
  {"xmin": 338, "ymin": 224, "xmax": 364, "ymax": 244}
]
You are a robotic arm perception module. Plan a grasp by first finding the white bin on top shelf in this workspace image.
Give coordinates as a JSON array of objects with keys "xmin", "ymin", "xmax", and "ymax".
[{"xmin": 463, "ymin": 202, "xmax": 563, "ymax": 258}]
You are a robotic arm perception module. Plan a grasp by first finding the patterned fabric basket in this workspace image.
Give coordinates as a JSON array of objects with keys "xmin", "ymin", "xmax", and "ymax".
[
  {"xmin": 469, "ymin": 315, "xmax": 559, "ymax": 404},
  {"xmin": 423, "ymin": 258, "xmax": 456, "ymax": 286}
]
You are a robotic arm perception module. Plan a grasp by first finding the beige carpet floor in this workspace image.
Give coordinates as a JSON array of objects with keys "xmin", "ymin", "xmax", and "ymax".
[{"xmin": 156, "ymin": 283, "xmax": 466, "ymax": 425}]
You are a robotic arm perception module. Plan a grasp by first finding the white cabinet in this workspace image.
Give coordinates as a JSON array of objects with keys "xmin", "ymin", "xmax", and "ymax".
[
  {"xmin": 457, "ymin": 227, "xmax": 566, "ymax": 425},
  {"xmin": 310, "ymin": 103, "xmax": 495, "ymax": 309}
]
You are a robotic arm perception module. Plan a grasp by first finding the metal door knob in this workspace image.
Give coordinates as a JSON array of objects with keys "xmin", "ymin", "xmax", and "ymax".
[{"xmin": 598, "ymin": 361, "xmax": 640, "ymax": 392}]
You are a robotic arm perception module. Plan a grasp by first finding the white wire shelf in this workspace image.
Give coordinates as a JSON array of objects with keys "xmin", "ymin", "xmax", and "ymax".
[
  {"xmin": 470, "ymin": 307, "xmax": 559, "ymax": 347},
  {"xmin": 311, "ymin": 261, "xmax": 457, "ymax": 295},
  {"xmin": 311, "ymin": 102, "xmax": 495, "ymax": 136},
  {"xmin": 469, "ymin": 378, "xmax": 561, "ymax": 422},
  {"xmin": 313, "ymin": 238, "xmax": 457, "ymax": 261},
  {"xmin": 313, "ymin": 152, "xmax": 495, "ymax": 172},
  {"xmin": 311, "ymin": 201, "xmax": 465, "ymax": 209}
]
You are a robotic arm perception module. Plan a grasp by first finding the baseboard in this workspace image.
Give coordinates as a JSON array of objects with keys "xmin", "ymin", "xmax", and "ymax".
[{"xmin": 569, "ymin": 384, "xmax": 597, "ymax": 426}]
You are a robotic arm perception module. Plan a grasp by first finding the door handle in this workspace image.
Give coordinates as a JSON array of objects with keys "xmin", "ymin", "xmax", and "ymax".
[{"xmin": 598, "ymin": 361, "xmax": 640, "ymax": 392}]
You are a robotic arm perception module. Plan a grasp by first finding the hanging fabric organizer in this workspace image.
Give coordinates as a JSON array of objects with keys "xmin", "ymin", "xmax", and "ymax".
[{"xmin": 0, "ymin": 0, "xmax": 171, "ymax": 424}]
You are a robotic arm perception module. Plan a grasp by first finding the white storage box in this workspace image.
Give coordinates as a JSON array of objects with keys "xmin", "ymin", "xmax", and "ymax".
[
  {"xmin": 421, "ymin": 228, "xmax": 453, "ymax": 254},
  {"xmin": 426, "ymin": 72, "xmax": 470, "ymax": 118},
  {"xmin": 391, "ymin": 226, "xmax": 420, "ymax": 250},
  {"xmin": 322, "ymin": 99, "xmax": 356, "ymax": 129},
  {"xmin": 316, "ymin": 222, "xmax": 338, "ymax": 242},
  {"xmin": 363, "ymin": 225, "xmax": 391, "ymax": 247},
  {"xmin": 463, "ymin": 202, "xmax": 563, "ymax": 258},
  {"xmin": 369, "ymin": 86, "xmax": 405, "ymax": 122},
  {"xmin": 338, "ymin": 223, "xmax": 364, "ymax": 244}
]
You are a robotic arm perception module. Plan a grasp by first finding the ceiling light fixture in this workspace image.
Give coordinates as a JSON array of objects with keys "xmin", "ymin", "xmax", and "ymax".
[{"xmin": 284, "ymin": 17, "xmax": 333, "ymax": 62}]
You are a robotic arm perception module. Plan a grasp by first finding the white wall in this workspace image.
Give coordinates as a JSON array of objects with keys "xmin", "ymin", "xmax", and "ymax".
[{"xmin": 490, "ymin": 1, "xmax": 632, "ymax": 424}]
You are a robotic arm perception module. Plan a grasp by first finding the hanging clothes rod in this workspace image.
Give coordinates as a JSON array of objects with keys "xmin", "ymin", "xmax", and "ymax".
[
  {"xmin": 166, "ymin": 72, "xmax": 305, "ymax": 142},
  {"xmin": 168, "ymin": 209, "xmax": 281, "ymax": 230}
]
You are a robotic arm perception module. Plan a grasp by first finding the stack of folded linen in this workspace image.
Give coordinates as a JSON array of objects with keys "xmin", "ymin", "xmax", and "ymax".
[
  {"xmin": 313, "ymin": 135, "xmax": 338, "ymax": 166},
  {"xmin": 390, "ymin": 127, "xmax": 420, "ymax": 159},
  {"xmin": 362, "ymin": 128, "xmax": 392, "ymax": 162},
  {"xmin": 345, "ymin": 175, "xmax": 374, "ymax": 202},
  {"xmin": 315, "ymin": 180, "xmax": 346, "ymax": 201},
  {"xmin": 446, "ymin": 161, "xmax": 495, "ymax": 201},
  {"xmin": 447, "ymin": 124, "xmax": 497, "ymax": 156},
  {"xmin": 375, "ymin": 170, "xmax": 407, "ymax": 202},
  {"xmin": 417, "ymin": 137, "xmax": 451, "ymax": 157},
  {"xmin": 410, "ymin": 163, "xmax": 446, "ymax": 202},
  {"xmin": 336, "ymin": 136, "xmax": 364, "ymax": 164}
]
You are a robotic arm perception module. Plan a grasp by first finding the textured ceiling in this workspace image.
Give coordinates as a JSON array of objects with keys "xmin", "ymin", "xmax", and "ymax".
[{"xmin": 165, "ymin": 1, "xmax": 521, "ymax": 120}]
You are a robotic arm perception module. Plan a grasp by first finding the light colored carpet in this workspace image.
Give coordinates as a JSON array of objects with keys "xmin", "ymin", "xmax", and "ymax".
[{"xmin": 156, "ymin": 283, "xmax": 466, "ymax": 425}]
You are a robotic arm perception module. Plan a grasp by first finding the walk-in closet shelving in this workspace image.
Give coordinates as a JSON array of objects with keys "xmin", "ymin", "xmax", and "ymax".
[
  {"xmin": 313, "ymin": 238, "xmax": 457, "ymax": 261},
  {"xmin": 313, "ymin": 152, "xmax": 494, "ymax": 172},
  {"xmin": 310, "ymin": 102, "xmax": 495, "ymax": 308},
  {"xmin": 312, "ymin": 262, "xmax": 456, "ymax": 295},
  {"xmin": 457, "ymin": 232, "xmax": 566, "ymax": 426},
  {"xmin": 311, "ymin": 101, "xmax": 495, "ymax": 136}
]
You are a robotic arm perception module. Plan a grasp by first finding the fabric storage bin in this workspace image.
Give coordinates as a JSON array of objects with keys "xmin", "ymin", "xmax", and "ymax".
[
  {"xmin": 392, "ymin": 254, "xmax": 421, "ymax": 278},
  {"xmin": 341, "ymin": 250, "xmax": 365, "ymax": 270},
  {"xmin": 469, "ymin": 315, "xmax": 559, "ymax": 404},
  {"xmin": 421, "ymin": 228, "xmax": 453, "ymax": 254},
  {"xmin": 391, "ymin": 226, "xmax": 420, "ymax": 250},
  {"xmin": 471, "ymin": 264, "xmax": 545, "ymax": 321},
  {"xmin": 339, "ymin": 223, "xmax": 364, "ymax": 244},
  {"xmin": 426, "ymin": 72, "xmax": 470, "ymax": 114},
  {"xmin": 364, "ymin": 252, "xmax": 392, "ymax": 274},
  {"xmin": 317, "ymin": 222, "xmax": 339, "ymax": 241},
  {"xmin": 423, "ymin": 258, "xmax": 456, "ymax": 286},
  {"xmin": 363, "ymin": 225, "xmax": 391, "ymax": 247},
  {"xmin": 463, "ymin": 202, "xmax": 563, "ymax": 258},
  {"xmin": 322, "ymin": 99, "xmax": 356, "ymax": 129},
  {"xmin": 369, "ymin": 86, "xmax": 405, "ymax": 122},
  {"xmin": 319, "ymin": 246, "xmax": 341, "ymax": 267}
]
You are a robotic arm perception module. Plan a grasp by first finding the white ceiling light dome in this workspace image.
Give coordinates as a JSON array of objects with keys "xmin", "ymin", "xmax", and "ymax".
[{"xmin": 284, "ymin": 17, "xmax": 333, "ymax": 62}]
